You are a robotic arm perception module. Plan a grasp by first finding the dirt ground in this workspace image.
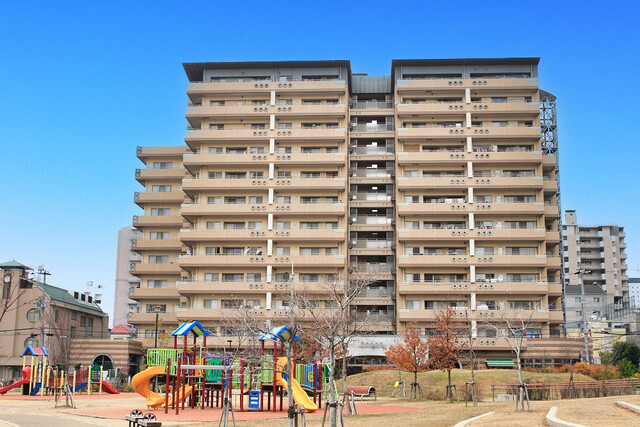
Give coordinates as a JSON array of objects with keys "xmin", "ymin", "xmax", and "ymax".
[{"xmin": 0, "ymin": 391, "xmax": 639, "ymax": 426}]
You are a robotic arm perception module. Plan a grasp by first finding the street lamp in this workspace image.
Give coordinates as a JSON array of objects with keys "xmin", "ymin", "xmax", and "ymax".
[
  {"xmin": 152, "ymin": 305, "xmax": 162, "ymax": 392},
  {"xmin": 574, "ymin": 269, "xmax": 591, "ymax": 363}
]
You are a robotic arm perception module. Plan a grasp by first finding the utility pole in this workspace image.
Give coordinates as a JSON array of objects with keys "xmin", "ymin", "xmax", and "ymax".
[
  {"xmin": 576, "ymin": 269, "xmax": 591, "ymax": 363},
  {"xmin": 37, "ymin": 267, "xmax": 51, "ymax": 349}
]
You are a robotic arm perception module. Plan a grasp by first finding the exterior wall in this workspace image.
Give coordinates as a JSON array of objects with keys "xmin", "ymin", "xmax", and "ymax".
[
  {"xmin": 130, "ymin": 58, "xmax": 569, "ymax": 359},
  {"xmin": 70, "ymin": 338, "xmax": 143, "ymax": 377},
  {"xmin": 113, "ymin": 226, "xmax": 141, "ymax": 327}
]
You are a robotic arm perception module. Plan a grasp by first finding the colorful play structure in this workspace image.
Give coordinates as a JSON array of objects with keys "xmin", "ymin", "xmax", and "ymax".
[
  {"xmin": 0, "ymin": 346, "xmax": 119, "ymax": 396},
  {"xmin": 132, "ymin": 322, "xmax": 329, "ymax": 416}
]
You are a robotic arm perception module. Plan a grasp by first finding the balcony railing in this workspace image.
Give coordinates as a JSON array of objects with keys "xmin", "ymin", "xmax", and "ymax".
[
  {"xmin": 350, "ymin": 100, "xmax": 394, "ymax": 109},
  {"xmin": 351, "ymin": 168, "xmax": 394, "ymax": 178},
  {"xmin": 351, "ymin": 146, "xmax": 394, "ymax": 155},
  {"xmin": 351, "ymin": 123, "xmax": 394, "ymax": 132},
  {"xmin": 352, "ymin": 262, "xmax": 394, "ymax": 273},
  {"xmin": 352, "ymin": 240, "xmax": 393, "ymax": 249},
  {"xmin": 351, "ymin": 192, "xmax": 393, "ymax": 201},
  {"xmin": 351, "ymin": 216, "xmax": 393, "ymax": 225}
]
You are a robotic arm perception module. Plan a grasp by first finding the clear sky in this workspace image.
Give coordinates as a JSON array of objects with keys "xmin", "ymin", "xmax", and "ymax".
[{"xmin": 1, "ymin": 1, "xmax": 638, "ymax": 326}]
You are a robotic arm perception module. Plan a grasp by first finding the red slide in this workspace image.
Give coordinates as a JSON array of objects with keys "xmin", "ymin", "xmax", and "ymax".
[
  {"xmin": 100, "ymin": 380, "xmax": 119, "ymax": 394},
  {"xmin": 0, "ymin": 367, "xmax": 31, "ymax": 395}
]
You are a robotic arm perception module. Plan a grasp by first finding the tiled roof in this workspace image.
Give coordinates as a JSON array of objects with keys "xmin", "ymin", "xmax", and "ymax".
[{"xmin": 36, "ymin": 282, "xmax": 105, "ymax": 315}]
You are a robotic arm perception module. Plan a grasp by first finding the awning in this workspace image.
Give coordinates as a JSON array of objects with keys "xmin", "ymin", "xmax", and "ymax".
[{"xmin": 485, "ymin": 358, "xmax": 515, "ymax": 368}]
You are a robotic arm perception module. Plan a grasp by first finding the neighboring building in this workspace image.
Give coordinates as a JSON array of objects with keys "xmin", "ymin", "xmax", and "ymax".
[
  {"xmin": 113, "ymin": 226, "xmax": 142, "ymax": 327},
  {"xmin": 0, "ymin": 260, "xmax": 109, "ymax": 379},
  {"xmin": 110, "ymin": 324, "xmax": 136, "ymax": 340},
  {"xmin": 130, "ymin": 58, "xmax": 575, "ymax": 364},
  {"xmin": 629, "ymin": 278, "xmax": 640, "ymax": 306},
  {"xmin": 562, "ymin": 211, "xmax": 630, "ymax": 319}
]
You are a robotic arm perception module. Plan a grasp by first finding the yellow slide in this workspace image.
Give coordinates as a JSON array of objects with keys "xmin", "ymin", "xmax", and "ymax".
[
  {"xmin": 132, "ymin": 366, "xmax": 193, "ymax": 408},
  {"xmin": 276, "ymin": 357, "xmax": 318, "ymax": 412}
]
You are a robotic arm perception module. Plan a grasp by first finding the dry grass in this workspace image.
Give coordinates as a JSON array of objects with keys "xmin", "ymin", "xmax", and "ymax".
[{"xmin": 336, "ymin": 368, "xmax": 593, "ymax": 400}]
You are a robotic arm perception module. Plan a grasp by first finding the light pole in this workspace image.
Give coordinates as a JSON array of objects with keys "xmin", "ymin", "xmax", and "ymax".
[
  {"xmin": 575, "ymin": 269, "xmax": 591, "ymax": 363},
  {"xmin": 153, "ymin": 305, "xmax": 162, "ymax": 392}
]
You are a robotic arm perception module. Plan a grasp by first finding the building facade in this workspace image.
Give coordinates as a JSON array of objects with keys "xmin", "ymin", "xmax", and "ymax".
[
  {"xmin": 0, "ymin": 261, "xmax": 109, "ymax": 379},
  {"xmin": 113, "ymin": 226, "xmax": 142, "ymax": 327},
  {"xmin": 129, "ymin": 58, "xmax": 571, "ymax": 363}
]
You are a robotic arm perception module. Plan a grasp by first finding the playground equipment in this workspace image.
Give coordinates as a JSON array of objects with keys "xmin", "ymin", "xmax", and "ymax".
[
  {"xmin": 0, "ymin": 346, "xmax": 119, "ymax": 398},
  {"xmin": 133, "ymin": 322, "xmax": 328, "ymax": 418}
]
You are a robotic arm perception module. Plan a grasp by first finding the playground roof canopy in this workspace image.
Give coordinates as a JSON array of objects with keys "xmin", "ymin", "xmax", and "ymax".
[
  {"xmin": 259, "ymin": 325, "xmax": 300, "ymax": 342},
  {"xmin": 172, "ymin": 321, "xmax": 210, "ymax": 337},
  {"xmin": 23, "ymin": 346, "xmax": 48, "ymax": 357}
]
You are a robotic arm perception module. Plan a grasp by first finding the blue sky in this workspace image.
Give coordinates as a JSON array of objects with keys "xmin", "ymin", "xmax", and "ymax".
[{"xmin": 1, "ymin": 1, "xmax": 638, "ymax": 326}]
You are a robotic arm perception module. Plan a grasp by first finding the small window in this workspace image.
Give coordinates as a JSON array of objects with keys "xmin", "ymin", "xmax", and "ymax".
[
  {"xmin": 152, "ymin": 185, "xmax": 172, "ymax": 192},
  {"xmin": 153, "ymin": 162, "xmax": 172, "ymax": 169},
  {"xmin": 26, "ymin": 308, "xmax": 41, "ymax": 323}
]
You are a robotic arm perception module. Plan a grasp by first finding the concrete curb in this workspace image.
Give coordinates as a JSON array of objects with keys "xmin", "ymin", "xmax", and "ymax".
[
  {"xmin": 616, "ymin": 401, "xmax": 640, "ymax": 414},
  {"xmin": 546, "ymin": 406, "xmax": 589, "ymax": 427},
  {"xmin": 453, "ymin": 411, "xmax": 495, "ymax": 427}
]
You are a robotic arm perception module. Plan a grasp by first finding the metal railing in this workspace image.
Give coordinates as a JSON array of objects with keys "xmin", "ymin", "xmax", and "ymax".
[
  {"xmin": 350, "ymin": 100, "xmax": 394, "ymax": 109},
  {"xmin": 351, "ymin": 123, "xmax": 394, "ymax": 132}
]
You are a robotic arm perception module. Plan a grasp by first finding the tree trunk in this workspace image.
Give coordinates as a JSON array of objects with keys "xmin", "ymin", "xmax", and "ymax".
[
  {"xmin": 471, "ymin": 367, "xmax": 477, "ymax": 407},
  {"xmin": 413, "ymin": 369, "xmax": 418, "ymax": 399},
  {"xmin": 447, "ymin": 369, "xmax": 452, "ymax": 402},
  {"xmin": 342, "ymin": 342, "xmax": 351, "ymax": 415},
  {"xmin": 328, "ymin": 344, "xmax": 337, "ymax": 427},
  {"xmin": 516, "ymin": 351, "xmax": 524, "ymax": 411}
]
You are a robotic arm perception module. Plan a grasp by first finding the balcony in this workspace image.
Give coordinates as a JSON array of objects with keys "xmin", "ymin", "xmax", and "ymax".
[
  {"xmin": 397, "ymin": 254, "xmax": 549, "ymax": 268},
  {"xmin": 350, "ymin": 123, "xmax": 394, "ymax": 133},
  {"xmin": 179, "ymin": 227, "xmax": 346, "ymax": 242},
  {"xmin": 397, "ymin": 308, "xmax": 560, "ymax": 323},
  {"xmin": 179, "ymin": 254, "xmax": 346, "ymax": 269},
  {"xmin": 133, "ymin": 215, "xmax": 183, "ymax": 228},
  {"xmin": 177, "ymin": 280, "xmax": 306, "ymax": 295},
  {"xmin": 395, "ymin": 77, "xmax": 538, "ymax": 92},
  {"xmin": 350, "ymin": 100, "xmax": 394, "ymax": 110},
  {"xmin": 182, "ymin": 177, "xmax": 347, "ymax": 193},
  {"xmin": 397, "ymin": 100, "xmax": 539, "ymax": 116},
  {"xmin": 397, "ymin": 126, "xmax": 541, "ymax": 140},
  {"xmin": 349, "ymin": 240, "xmax": 394, "ymax": 256},
  {"xmin": 135, "ymin": 168, "xmax": 186, "ymax": 181},
  {"xmin": 350, "ymin": 216, "xmax": 394, "ymax": 232},
  {"xmin": 544, "ymin": 204, "xmax": 560, "ymax": 217},
  {"xmin": 185, "ymin": 127, "xmax": 346, "ymax": 145},
  {"xmin": 130, "ymin": 287, "xmax": 180, "ymax": 301},
  {"xmin": 186, "ymin": 103, "xmax": 346, "ymax": 122},
  {"xmin": 131, "ymin": 238, "xmax": 182, "ymax": 251},
  {"xmin": 396, "ymin": 150, "xmax": 543, "ymax": 165},
  {"xmin": 134, "ymin": 191, "xmax": 184, "ymax": 206},
  {"xmin": 397, "ymin": 227, "xmax": 546, "ymax": 242},
  {"xmin": 396, "ymin": 201, "xmax": 545, "ymax": 216},
  {"xmin": 129, "ymin": 312, "xmax": 178, "ymax": 325},
  {"xmin": 186, "ymin": 80, "xmax": 347, "ymax": 98},
  {"xmin": 180, "ymin": 202, "xmax": 347, "ymax": 217},
  {"xmin": 137, "ymin": 146, "xmax": 187, "ymax": 161},
  {"xmin": 130, "ymin": 263, "xmax": 182, "ymax": 275},
  {"xmin": 183, "ymin": 152, "xmax": 346, "ymax": 168},
  {"xmin": 543, "ymin": 179, "xmax": 559, "ymax": 192},
  {"xmin": 396, "ymin": 176, "xmax": 542, "ymax": 190},
  {"xmin": 397, "ymin": 281, "xmax": 559, "ymax": 296}
]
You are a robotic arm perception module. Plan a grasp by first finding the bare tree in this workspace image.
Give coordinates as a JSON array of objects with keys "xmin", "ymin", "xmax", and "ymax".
[
  {"xmin": 482, "ymin": 310, "xmax": 537, "ymax": 411},
  {"xmin": 293, "ymin": 270, "xmax": 375, "ymax": 425},
  {"xmin": 0, "ymin": 270, "xmax": 33, "ymax": 326},
  {"xmin": 461, "ymin": 309, "xmax": 478, "ymax": 406}
]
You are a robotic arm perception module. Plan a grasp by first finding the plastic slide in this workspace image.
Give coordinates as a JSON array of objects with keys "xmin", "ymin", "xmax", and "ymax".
[
  {"xmin": 29, "ymin": 383, "xmax": 41, "ymax": 396},
  {"xmin": 0, "ymin": 367, "xmax": 31, "ymax": 395},
  {"xmin": 276, "ymin": 357, "xmax": 318, "ymax": 412},
  {"xmin": 132, "ymin": 366, "xmax": 192, "ymax": 408},
  {"xmin": 74, "ymin": 382, "xmax": 87, "ymax": 392},
  {"xmin": 100, "ymin": 380, "xmax": 119, "ymax": 394}
]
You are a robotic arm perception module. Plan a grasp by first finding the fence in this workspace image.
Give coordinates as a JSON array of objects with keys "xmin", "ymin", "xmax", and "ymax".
[{"xmin": 492, "ymin": 378, "xmax": 640, "ymax": 401}]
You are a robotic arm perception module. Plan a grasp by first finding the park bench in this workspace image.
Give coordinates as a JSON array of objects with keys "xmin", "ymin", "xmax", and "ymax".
[
  {"xmin": 125, "ymin": 410, "xmax": 162, "ymax": 427},
  {"xmin": 346, "ymin": 385, "xmax": 376, "ymax": 400}
]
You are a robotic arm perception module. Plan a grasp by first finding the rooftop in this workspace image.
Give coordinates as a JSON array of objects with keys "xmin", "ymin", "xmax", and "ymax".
[{"xmin": 36, "ymin": 281, "xmax": 105, "ymax": 315}]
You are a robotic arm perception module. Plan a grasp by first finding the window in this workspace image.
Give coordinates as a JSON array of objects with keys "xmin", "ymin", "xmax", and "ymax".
[
  {"xmin": 405, "ymin": 170, "xmax": 419, "ymax": 178},
  {"xmin": 205, "ymin": 247, "xmax": 220, "ymax": 255},
  {"xmin": 506, "ymin": 247, "xmax": 536, "ymax": 255},
  {"xmin": 24, "ymin": 337, "xmax": 38, "ymax": 348},
  {"xmin": 302, "ymin": 172, "xmax": 321, "ymax": 178},
  {"xmin": 152, "ymin": 185, "xmax": 171, "ymax": 192},
  {"xmin": 325, "ymin": 196, "xmax": 338, "ymax": 203},
  {"xmin": 227, "ymin": 147, "xmax": 247, "ymax": 154},
  {"xmin": 151, "ymin": 208, "xmax": 171, "ymax": 216},
  {"xmin": 87, "ymin": 318, "xmax": 93, "ymax": 336},
  {"xmin": 249, "ymin": 171, "xmax": 264, "ymax": 178},
  {"xmin": 222, "ymin": 299, "xmax": 243, "ymax": 309},
  {"xmin": 209, "ymin": 147, "xmax": 223, "ymax": 154},
  {"xmin": 275, "ymin": 272, "xmax": 290, "ymax": 282},
  {"xmin": 208, "ymin": 171, "xmax": 222, "ymax": 179},
  {"xmin": 303, "ymin": 99, "xmax": 321, "ymax": 105},
  {"xmin": 26, "ymin": 308, "xmax": 41, "ymax": 323},
  {"xmin": 276, "ymin": 221, "xmax": 290, "ymax": 229},
  {"xmin": 225, "ymin": 197, "xmax": 246, "ymax": 204},
  {"xmin": 404, "ymin": 300, "xmax": 419, "ymax": 309},
  {"xmin": 209, "ymin": 100, "xmax": 225, "ymax": 106},
  {"xmin": 301, "ymin": 248, "xmax": 320, "ymax": 255},
  {"xmin": 492, "ymin": 121, "xmax": 508, "ymax": 127},
  {"xmin": 80, "ymin": 316, "xmax": 87, "ymax": 326},
  {"xmin": 491, "ymin": 97, "xmax": 507, "ymax": 103},
  {"xmin": 476, "ymin": 246, "xmax": 494, "ymax": 255},
  {"xmin": 302, "ymin": 196, "xmax": 321, "ymax": 204},
  {"xmin": 146, "ymin": 304, "xmax": 166, "ymax": 313},
  {"xmin": 204, "ymin": 299, "xmax": 218, "ymax": 309},
  {"xmin": 248, "ymin": 221, "xmax": 263, "ymax": 230},
  {"xmin": 251, "ymin": 100, "xmax": 266, "ymax": 106},
  {"xmin": 223, "ymin": 274, "xmax": 243, "ymax": 282},
  {"xmin": 251, "ymin": 123, "xmax": 266, "ymax": 129},
  {"xmin": 246, "ymin": 299, "xmax": 261, "ymax": 308},
  {"xmin": 508, "ymin": 300, "xmax": 537, "ymax": 310},
  {"xmin": 507, "ymin": 274, "xmax": 537, "ymax": 282},
  {"xmin": 245, "ymin": 247, "xmax": 263, "ymax": 255},
  {"xmin": 150, "ymin": 231, "xmax": 169, "ymax": 240},
  {"xmin": 224, "ymin": 222, "xmax": 245, "ymax": 230},
  {"xmin": 206, "ymin": 221, "xmax": 221, "ymax": 230},
  {"xmin": 222, "ymin": 247, "xmax": 243, "ymax": 255},
  {"xmin": 326, "ymin": 146, "xmax": 338, "ymax": 153},
  {"xmin": 153, "ymin": 162, "xmax": 172, "ymax": 169},
  {"xmin": 325, "ymin": 222, "xmax": 338, "ymax": 229},
  {"xmin": 302, "ymin": 147, "xmax": 321, "ymax": 153},
  {"xmin": 276, "ymin": 247, "xmax": 290, "ymax": 255},
  {"xmin": 148, "ymin": 280, "xmax": 168, "ymax": 288},
  {"xmin": 204, "ymin": 273, "xmax": 219, "ymax": 282},
  {"xmin": 249, "ymin": 146, "xmax": 264, "ymax": 154},
  {"xmin": 209, "ymin": 124, "xmax": 224, "ymax": 130},
  {"xmin": 301, "ymin": 222, "xmax": 320, "ymax": 229},
  {"xmin": 325, "ymin": 247, "xmax": 338, "ymax": 255},
  {"xmin": 278, "ymin": 99, "xmax": 292, "ymax": 105},
  {"xmin": 277, "ymin": 171, "xmax": 292, "ymax": 178},
  {"xmin": 278, "ymin": 122, "xmax": 293, "ymax": 129},
  {"xmin": 277, "ymin": 146, "xmax": 292, "ymax": 153},
  {"xmin": 71, "ymin": 311, "xmax": 77, "ymax": 320},
  {"xmin": 277, "ymin": 196, "xmax": 291, "ymax": 204},
  {"xmin": 148, "ymin": 255, "xmax": 168, "ymax": 264},
  {"xmin": 424, "ymin": 274, "xmax": 443, "ymax": 282},
  {"xmin": 227, "ymin": 172, "xmax": 246, "ymax": 179},
  {"xmin": 246, "ymin": 273, "xmax": 262, "ymax": 282},
  {"xmin": 207, "ymin": 196, "xmax": 221, "ymax": 204},
  {"xmin": 504, "ymin": 195, "xmax": 533, "ymax": 203},
  {"xmin": 301, "ymin": 274, "xmax": 319, "ymax": 282}
]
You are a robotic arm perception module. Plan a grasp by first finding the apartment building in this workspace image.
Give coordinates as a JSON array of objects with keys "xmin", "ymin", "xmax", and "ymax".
[
  {"xmin": 130, "ymin": 58, "xmax": 577, "ymax": 364},
  {"xmin": 562, "ymin": 210, "xmax": 629, "ymax": 317},
  {"xmin": 113, "ymin": 226, "xmax": 142, "ymax": 327}
]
